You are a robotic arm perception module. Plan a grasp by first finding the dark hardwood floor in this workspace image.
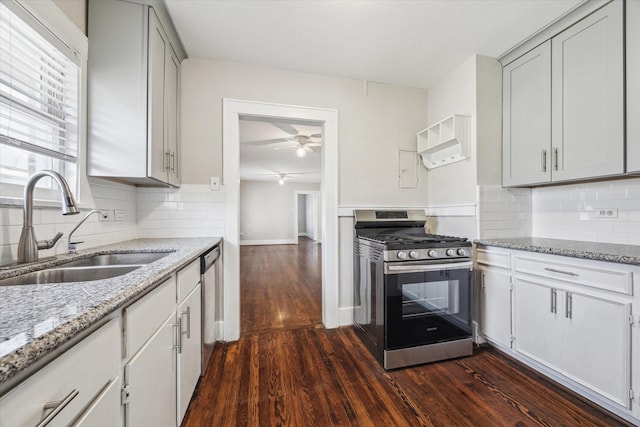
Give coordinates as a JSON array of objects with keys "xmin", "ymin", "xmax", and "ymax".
[
  {"xmin": 240, "ymin": 237, "xmax": 322, "ymax": 335},
  {"xmin": 182, "ymin": 239, "xmax": 632, "ymax": 426}
]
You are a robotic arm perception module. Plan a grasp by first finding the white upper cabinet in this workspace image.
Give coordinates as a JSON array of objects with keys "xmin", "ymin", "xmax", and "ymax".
[
  {"xmin": 87, "ymin": 0, "xmax": 185, "ymax": 187},
  {"xmin": 503, "ymin": 41, "xmax": 552, "ymax": 186},
  {"xmin": 550, "ymin": 1, "xmax": 624, "ymax": 182},
  {"xmin": 502, "ymin": 0, "xmax": 624, "ymax": 186},
  {"xmin": 626, "ymin": 0, "xmax": 640, "ymax": 172}
]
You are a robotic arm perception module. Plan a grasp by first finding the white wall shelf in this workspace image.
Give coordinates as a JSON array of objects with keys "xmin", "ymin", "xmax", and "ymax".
[{"xmin": 417, "ymin": 114, "xmax": 470, "ymax": 169}]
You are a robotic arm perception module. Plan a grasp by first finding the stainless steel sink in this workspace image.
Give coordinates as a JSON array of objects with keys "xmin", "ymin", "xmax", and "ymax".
[
  {"xmin": 0, "ymin": 266, "xmax": 140, "ymax": 286},
  {"xmin": 59, "ymin": 252, "xmax": 170, "ymax": 268},
  {"xmin": 0, "ymin": 251, "xmax": 172, "ymax": 286}
]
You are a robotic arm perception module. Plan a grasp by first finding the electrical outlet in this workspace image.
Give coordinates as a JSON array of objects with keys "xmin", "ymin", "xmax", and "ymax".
[
  {"xmin": 114, "ymin": 209, "xmax": 126, "ymax": 221},
  {"xmin": 98, "ymin": 209, "xmax": 113, "ymax": 221},
  {"xmin": 210, "ymin": 176, "xmax": 220, "ymax": 191},
  {"xmin": 596, "ymin": 208, "xmax": 618, "ymax": 218}
]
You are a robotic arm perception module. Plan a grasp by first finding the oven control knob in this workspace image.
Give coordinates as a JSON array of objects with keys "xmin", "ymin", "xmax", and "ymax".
[
  {"xmin": 428, "ymin": 250, "xmax": 437, "ymax": 258},
  {"xmin": 397, "ymin": 251, "xmax": 407, "ymax": 259},
  {"xmin": 409, "ymin": 251, "xmax": 419, "ymax": 259},
  {"xmin": 446, "ymin": 249, "xmax": 455, "ymax": 256},
  {"xmin": 457, "ymin": 248, "xmax": 467, "ymax": 256}
]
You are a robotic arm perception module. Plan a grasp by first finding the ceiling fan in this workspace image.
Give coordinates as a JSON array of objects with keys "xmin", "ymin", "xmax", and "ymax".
[{"xmin": 243, "ymin": 123, "xmax": 322, "ymax": 158}]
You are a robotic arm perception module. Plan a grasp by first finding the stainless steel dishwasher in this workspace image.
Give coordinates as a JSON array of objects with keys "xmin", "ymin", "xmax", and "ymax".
[{"xmin": 201, "ymin": 243, "xmax": 221, "ymax": 372}]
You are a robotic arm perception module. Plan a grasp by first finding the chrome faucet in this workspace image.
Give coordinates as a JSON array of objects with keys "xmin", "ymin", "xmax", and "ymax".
[
  {"xmin": 17, "ymin": 170, "xmax": 80, "ymax": 263},
  {"xmin": 68, "ymin": 209, "xmax": 106, "ymax": 254}
]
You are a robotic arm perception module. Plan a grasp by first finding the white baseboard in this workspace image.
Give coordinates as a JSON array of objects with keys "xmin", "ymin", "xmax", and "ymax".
[
  {"xmin": 338, "ymin": 306, "xmax": 353, "ymax": 326},
  {"xmin": 240, "ymin": 239, "xmax": 297, "ymax": 246},
  {"xmin": 214, "ymin": 320, "xmax": 224, "ymax": 341}
]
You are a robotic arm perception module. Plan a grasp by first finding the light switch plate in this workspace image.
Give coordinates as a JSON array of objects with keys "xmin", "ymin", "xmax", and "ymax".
[{"xmin": 114, "ymin": 209, "xmax": 126, "ymax": 221}]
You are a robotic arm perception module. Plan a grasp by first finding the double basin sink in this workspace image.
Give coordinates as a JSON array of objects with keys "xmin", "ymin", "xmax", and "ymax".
[{"xmin": 0, "ymin": 252, "xmax": 171, "ymax": 286}]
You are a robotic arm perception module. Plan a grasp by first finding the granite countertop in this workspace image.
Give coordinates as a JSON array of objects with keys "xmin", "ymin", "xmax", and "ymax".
[
  {"xmin": 474, "ymin": 237, "xmax": 640, "ymax": 266},
  {"xmin": 0, "ymin": 237, "xmax": 220, "ymax": 391}
]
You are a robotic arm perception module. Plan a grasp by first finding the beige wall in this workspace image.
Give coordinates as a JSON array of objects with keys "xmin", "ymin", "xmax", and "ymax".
[
  {"xmin": 53, "ymin": 0, "xmax": 86, "ymax": 34},
  {"xmin": 240, "ymin": 180, "xmax": 319, "ymax": 243},
  {"xmin": 426, "ymin": 56, "xmax": 477, "ymax": 206},
  {"xmin": 181, "ymin": 59, "xmax": 430, "ymax": 207}
]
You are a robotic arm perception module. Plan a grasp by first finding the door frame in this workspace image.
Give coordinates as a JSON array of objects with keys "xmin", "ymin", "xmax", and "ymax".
[
  {"xmin": 294, "ymin": 190, "xmax": 321, "ymax": 242},
  {"xmin": 222, "ymin": 98, "xmax": 339, "ymax": 341}
]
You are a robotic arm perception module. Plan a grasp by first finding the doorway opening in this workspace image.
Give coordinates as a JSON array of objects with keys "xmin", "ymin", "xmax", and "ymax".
[{"xmin": 222, "ymin": 99, "xmax": 339, "ymax": 341}]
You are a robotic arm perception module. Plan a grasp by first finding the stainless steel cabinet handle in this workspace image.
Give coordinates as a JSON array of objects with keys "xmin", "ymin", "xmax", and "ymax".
[
  {"xmin": 542, "ymin": 149, "xmax": 547, "ymax": 172},
  {"xmin": 170, "ymin": 151, "xmax": 175, "ymax": 173},
  {"xmin": 553, "ymin": 147, "xmax": 559, "ymax": 171},
  {"xmin": 165, "ymin": 151, "xmax": 171, "ymax": 171},
  {"xmin": 544, "ymin": 267, "xmax": 579, "ymax": 277},
  {"xmin": 566, "ymin": 292, "xmax": 573, "ymax": 319},
  {"xmin": 181, "ymin": 306, "xmax": 191, "ymax": 339},
  {"xmin": 481, "ymin": 272, "xmax": 485, "ymax": 290},
  {"xmin": 550, "ymin": 288, "xmax": 557, "ymax": 314},
  {"xmin": 36, "ymin": 389, "xmax": 79, "ymax": 427},
  {"xmin": 173, "ymin": 321, "xmax": 182, "ymax": 353}
]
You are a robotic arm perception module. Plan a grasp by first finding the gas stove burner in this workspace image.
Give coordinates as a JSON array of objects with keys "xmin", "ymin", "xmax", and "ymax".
[{"xmin": 364, "ymin": 233, "xmax": 468, "ymax": 245}]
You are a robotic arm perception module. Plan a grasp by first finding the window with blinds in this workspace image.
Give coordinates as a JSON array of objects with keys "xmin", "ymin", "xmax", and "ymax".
[{"xmin": 0, "ymin": 1, "xmax": 80, "ymax": 195}]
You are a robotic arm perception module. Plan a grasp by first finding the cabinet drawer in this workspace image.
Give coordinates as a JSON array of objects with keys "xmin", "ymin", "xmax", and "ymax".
[
  {"xmin": 124, "ymin": 277, "xmax": 176, "ymax": 358},
  {"xmin": 177, "ymin": 259, "xmax": 200, "ymax": 302},
  {"xmin": 513, "ymin": 254, "xmax": 632, "ymax": 295},
  {"xmin": 0, "ymin": 318, "xmax": 120, "ymax": 427},
  {"xmin": 476, "ymin": 247, "xmax": 510, "ymax": 269}
]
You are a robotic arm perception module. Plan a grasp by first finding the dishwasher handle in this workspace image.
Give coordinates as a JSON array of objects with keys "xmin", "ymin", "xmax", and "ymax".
[{"xmin": 201, "ymin": 245, "xmax": 220, "ymax": 273}]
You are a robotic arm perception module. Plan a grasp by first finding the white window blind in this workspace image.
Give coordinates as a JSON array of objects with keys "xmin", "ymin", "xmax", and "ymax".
[{"xmin": 0, "ymin": 0, "xmax": 79, "ymax": 193}]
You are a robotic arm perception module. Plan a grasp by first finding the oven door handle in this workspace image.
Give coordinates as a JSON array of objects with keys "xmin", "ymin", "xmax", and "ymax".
[{"xmin": 384, "ymin": 261, "xmax": 473, "ymax": 274}]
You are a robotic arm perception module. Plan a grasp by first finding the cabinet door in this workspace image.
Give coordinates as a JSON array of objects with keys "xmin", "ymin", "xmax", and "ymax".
[
  {"xmin": 502, "ymin": 41, "xmax": 551, "ymax": 186},
  {"xmin": 561, "ymin": 291, "xmax": 631, "ymax": 407},
  {"xmin": 71, "ymin": 378, "xmax": 121, "ymax": 427},
  {"xmin": 513, "ymin": 278, "xmax": 562, "ymax": 370},
  {"xmin": 166, "ymin": 49, "xmax": 180, "ymax": 186},
  {"xmin": 627, "ymin": 0, "xmax": 640, "ymax": 172},
  {"xmin": 124, "ymin": 312, "xmax": 177, "ymax": 427},
  {"xmin": 479, "ymin": 267, "xmax": 512, "ymax": 348},
  {"xmin": 551, "ymin": 1, "xmax": 624, "ymax": 182},
  {"xmin": 147, "ymin": 8, "xmax": 169, "ymax": 184},
  {"xmin": 177, "ymin": 283, "xmax": 202, "ymax": 424}
]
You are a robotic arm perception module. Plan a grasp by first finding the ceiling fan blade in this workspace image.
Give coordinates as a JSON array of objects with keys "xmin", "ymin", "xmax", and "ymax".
[
  {"xmin": 304, "ymin": 146, "xmax": 313, "ymax": 153},
  {"xmin": 271, "ymin": 122, "xmax": 299, "ymax": 136},
  {"xmin": 309, "ymin": 133, "xmax": 322, "ymax": 138},
  {"xmin": 307, "ymin": 142, "xmax": 322, "ymax": 147},
  {"xmin": 243, "ymin": 137, "xmax": 290, "ymax": 146}
]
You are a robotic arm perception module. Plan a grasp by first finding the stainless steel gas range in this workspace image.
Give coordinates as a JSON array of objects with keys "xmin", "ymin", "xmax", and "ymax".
[{"xmin": 353, "ymin": 209, "xmax": 473, "ymax": 370}]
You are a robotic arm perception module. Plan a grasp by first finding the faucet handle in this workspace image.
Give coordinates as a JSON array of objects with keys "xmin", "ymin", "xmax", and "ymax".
[{"xmin": 37, "ymin": 232, "xmax": 63, "ymax": 250}]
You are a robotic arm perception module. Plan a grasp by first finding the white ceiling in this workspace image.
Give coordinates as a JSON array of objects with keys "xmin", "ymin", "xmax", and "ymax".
[
  {"xmin": 165, "ymin": 0, "xmax": 582, "ymax": 183},
  {"xmin": 239, "ymin": 117, "xmax": 322, "ymax": 183},
  {"xmin": 164, "ymin": 0, "xmax": 582, "ymax": 89}
]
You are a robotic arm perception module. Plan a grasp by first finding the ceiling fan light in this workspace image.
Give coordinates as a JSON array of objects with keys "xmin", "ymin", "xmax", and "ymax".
[
  {"xmin": 278, "ymin": 176, "xmax": 285, "ymax": 185},
  {"xmin": 296, "ymin": 147, "xmax": 306, "ymax": 158}
]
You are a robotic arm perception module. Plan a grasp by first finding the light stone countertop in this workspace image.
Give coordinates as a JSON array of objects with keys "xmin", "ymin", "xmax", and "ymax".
[
  {"xmin": 474, "ymin": 237, "xmax": 640, "ymax": 266},
  {"xmin": 0, "ymin": 237, "xmax": 220, "ymax": 392}
]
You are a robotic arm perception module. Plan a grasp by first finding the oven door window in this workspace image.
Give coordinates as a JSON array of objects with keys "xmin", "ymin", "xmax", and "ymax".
[{"xmin": 385, "ymin": 267, "xmax": 472, "ymax": 350}]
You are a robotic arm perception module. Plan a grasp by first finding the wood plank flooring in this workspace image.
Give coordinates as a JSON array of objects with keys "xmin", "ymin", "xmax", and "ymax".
[{"xmin": 182, "ymin": 240, "xmax": 632, "ymax": 426}]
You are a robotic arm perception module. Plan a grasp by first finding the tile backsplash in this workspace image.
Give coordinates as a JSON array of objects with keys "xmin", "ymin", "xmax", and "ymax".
[
  {"xmin": 0, "ymin": 183, "xmax": 225, "ymax": 265},
  {"xmin": 478, "ymin": 185, "xmax": 532, "ymax": 239},
  {"xmin": 532, "ymin": 177, "xmax": 640, "ymax": 244},
  {"xmin": 137, "ymin": 184, "xmax": 225, "ymax": 239}
]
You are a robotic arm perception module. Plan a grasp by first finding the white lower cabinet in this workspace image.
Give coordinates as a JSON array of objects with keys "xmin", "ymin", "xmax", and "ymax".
[
  {"xmin": 72, "ymin": 377, "xmax": 121, "ymax": 427},
  {"xmin": 478, "ymin": 245, "xmax": 638, "ymax": 421},
  {"xmin": 478, "ymin": 266, "xmax": 512, "ymax": 348},
  {"xmin": 177, "ymin": 283, "xmax": 202, "ymax": 424},
  {"xmin": 124, "ymin": 312, "xmax": 178, "ymax": 427},
  {"xmin": 514, "ymin": 277, "xmax": 631, "ymax": 407},
  {"xmin": 122, "ymin": 259, "xmax": 203, "ymax": 427},
  {"xmin": 0, "ymin": 318, "xmax": 121, "ymax": 427}
]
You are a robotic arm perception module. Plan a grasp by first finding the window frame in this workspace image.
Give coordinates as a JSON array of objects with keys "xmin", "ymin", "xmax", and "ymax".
[{"xmin": 0, "ymin": 0, "xmax": 88, "ymax": 207}]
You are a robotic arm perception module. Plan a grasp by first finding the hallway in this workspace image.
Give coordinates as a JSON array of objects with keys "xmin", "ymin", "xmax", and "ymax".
[
  {"xmin": 182, "ymin": 241, "xmax": 630, "ymax": 426},
  {"xmin": 240, "ymin": 237, "xmax": 322, "ymax": 335}
]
